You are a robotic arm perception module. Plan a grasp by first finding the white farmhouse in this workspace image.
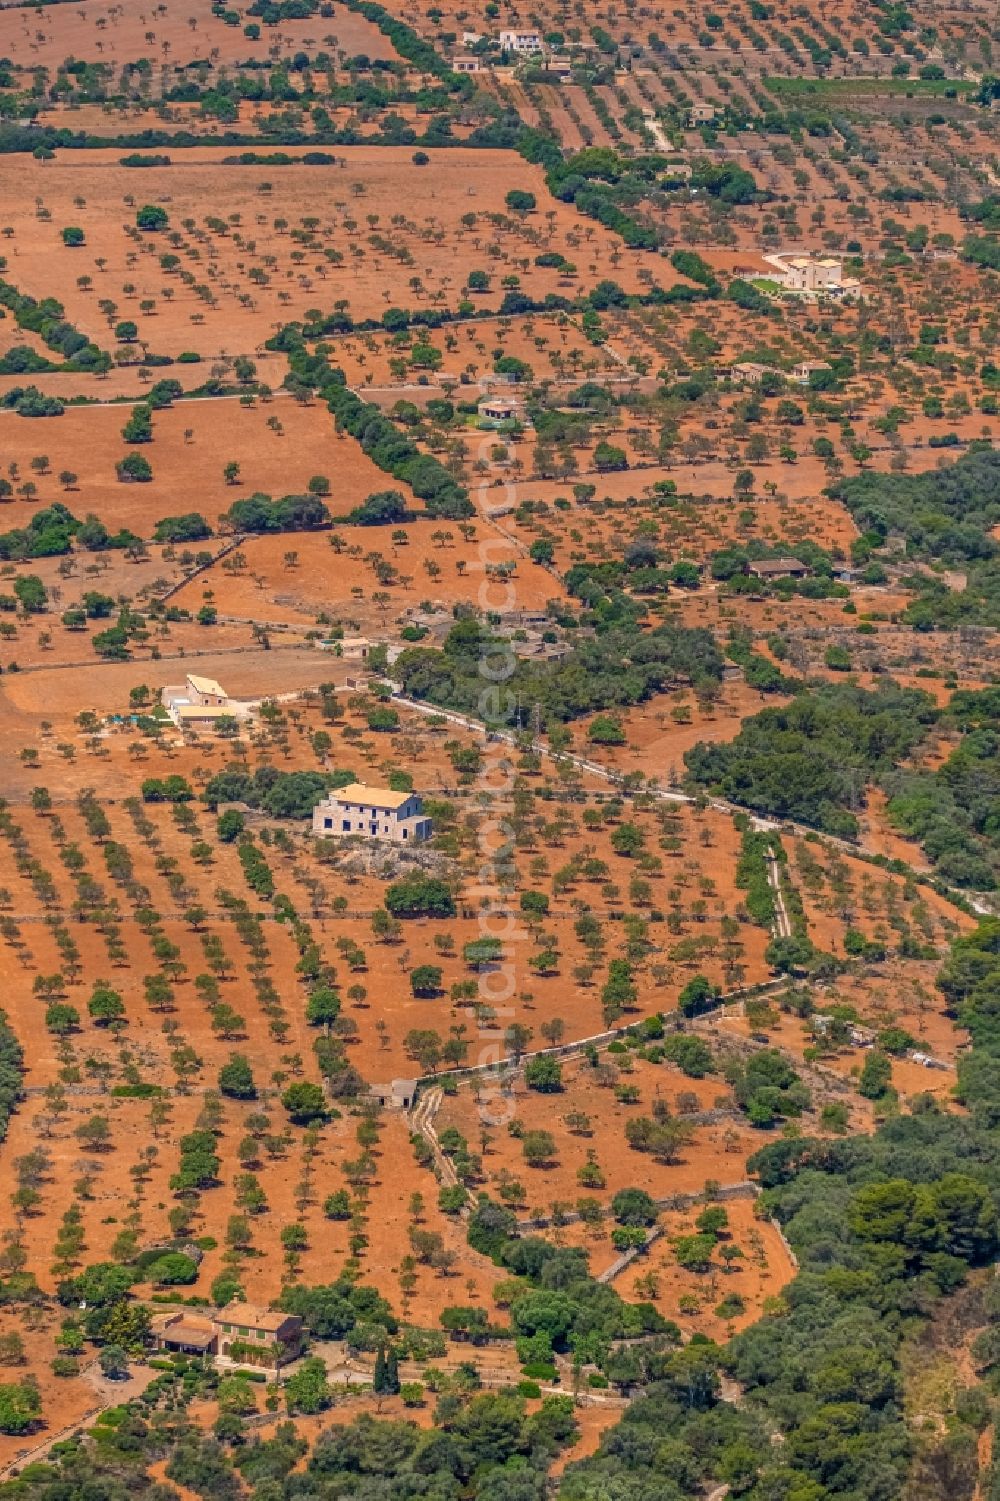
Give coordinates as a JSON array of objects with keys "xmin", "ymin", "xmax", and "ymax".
[
  {"xmin": 161, "ymin": 673, "xmax": 232, "ymax": 727},
  {"xmin": 500, "ymin": 28, "xmax": 543, "ymax": 53}
]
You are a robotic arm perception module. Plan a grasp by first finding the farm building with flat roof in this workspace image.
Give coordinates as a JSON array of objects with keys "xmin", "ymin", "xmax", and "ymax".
[{"xmin": 161, "ymin": 672, "xmax": 232, "ymax": 727}]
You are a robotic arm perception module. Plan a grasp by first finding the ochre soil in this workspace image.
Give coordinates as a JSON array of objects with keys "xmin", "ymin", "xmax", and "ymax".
[
  {"xmin": 0, "ymin": 0, "xmax": 398, "ymax": 71},
  {"xmin": 0, "ymin": 148, "xmax": 649, "ymax": 358}
]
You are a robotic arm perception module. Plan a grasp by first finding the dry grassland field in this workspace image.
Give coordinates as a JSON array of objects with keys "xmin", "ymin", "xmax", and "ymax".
[
  {"xmin": 0, "ymin": 148, "xmax": 646, "ymax": 356},
  {"xmin": 0, "ymin": 0, "xmax": 400, "ymax": 69},
  {"xmin": 0, "ymin": 0, "xmax": 998, "ymax": 1496}
]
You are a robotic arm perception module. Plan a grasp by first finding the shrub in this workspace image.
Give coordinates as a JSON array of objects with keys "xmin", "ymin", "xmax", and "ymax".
[
  {"xmin": 524, "ymin": 1056, "xmax": 563, "ymax": 1092},
  {"xmin": 154, "ymin": 513, "xmax": 212, "ymax": 543},
  {"xmin": 678, "ymin": 974, "xmax": 719, "ymax": 1017},
  {"xmin": 219, "ymin": 1056, "xmax": 256, "ymax": 1099},
  {"xmin": 116, "ymin": 453, "xmax": 153, "ymax": 483},
  {"xmin": 385, "ymin": 874, "xmax": 455, "ymax": 919},
  {"xmin": 281, "ymin": 1082, "xmax": 328, "ymax": 1123},
  {"xmin": 136, "ymin": 204, "xmax": 169, "ymax": 231},
  {"xmin": 147, "ymin": 1252, "xmax": 199, "ymax": 1286},
  {"xmin": 410, "ymin": 965, "xmax": 444, "ymax": 998}
]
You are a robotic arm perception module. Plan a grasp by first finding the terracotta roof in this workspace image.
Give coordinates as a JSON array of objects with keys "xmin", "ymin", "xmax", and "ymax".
[
  {"xmin": 332, "ymin": 782, "xmax": 412, "ymax": 811},
  {"xmin": 217, "ymin": 1301, "xmax": 297, "ymax": 1333},
  {"xmin": 156, "ymin": 1316, "xmax": 216, "ymax": 1350}
]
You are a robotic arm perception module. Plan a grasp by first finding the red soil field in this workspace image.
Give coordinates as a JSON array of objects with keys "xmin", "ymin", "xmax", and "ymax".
[
  {"xmin": 0, "ymin": 147, "xmax": 650, "ymax": 359},
  {"xmin": 0, "ymin": 0, "xmax": 399, "ymax": 70},
  {"xmin": 0, "ymin": 394, "xmax": 388, "ymax": 532},
  {"xmin": 170, "ymin": 518, "xmax": 563, "ymax": 627}
]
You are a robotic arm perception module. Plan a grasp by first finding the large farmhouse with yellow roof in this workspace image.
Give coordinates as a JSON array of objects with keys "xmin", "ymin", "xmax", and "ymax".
[{"xmin": 311, "ymin": 782, "xmax": 432, "ymax": 844}]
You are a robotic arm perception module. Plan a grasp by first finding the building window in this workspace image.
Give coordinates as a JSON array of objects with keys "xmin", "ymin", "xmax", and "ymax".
[
  {"xmin": 324, "ymin": 818, "xmax": 332, "ymax": 829},
  {"xmin": 402, "ymin": 828, "xmax": 408, "ymax": 840},
  {"xmin": 342, "ymin": 820, "xmax": 350, "ymax": 831}
]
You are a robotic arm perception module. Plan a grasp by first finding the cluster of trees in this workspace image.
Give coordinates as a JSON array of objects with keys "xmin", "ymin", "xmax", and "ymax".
[
  {"xmin": 140, "ymin": 775, "xmax": 195, "ymax": 803},
  {"xmin": 321, "ymin": 370, "xmax": 473, "ymax": 520},
  {"xmin": 725, "ymin": 1048, "xmax": 810, "ymax": 1126},
  {"xmin": 385, "ymin": 873, "xmax": 456, "ymax": 919},
  {"xmin": 203, "ymin": 764, "xmax": 340, "ymax": 819},
  {"xmin": 222, "ymin": 492, "xmax": 331, "ymax": 534},
  {"xmin": 277, "ymin": 1276, "xmax": 398, "ymax": 1341},
  {"xmin": 564, "ymin": 544, "xmax": 703, "ymax": 605},
  {"xmin": 685, "ymin": 681, "xmax": 938, "ymax": 839},
  {"xmin": 153, "ymin": 512, "xmax": 213, "ymax": 544},
  {"xmin": 832, "ymin": 446, "xmax": 1000, "ymax": 565},
  {"xmin": 689, "ymin": 672, "xmax": 1000, "ymax": 889},
  {"xmin": 396, "ymin": 615, "xmax": 723, "ymax": 727},
  {"xmin": 0, "ymin": 343, "xmax": 57, "ymax": 376},
  {"xmin": 942, "ymin": 917, "xmax": 1000, "ymax": 1122},
  {"xmin": 344, "ymin": 489, "xmax": 411, "ymax": 526},
  {"xmin": 884, "ymin": 684, "xmax": 1000, "ymax": 889},
  {"xmin": 519, "ymin": 137, "xmax": 661, "ymax": 250},
  {"xmin": 18, "ymin": 1384, "xmax": 579, "ymax": 1496},
  {"xmin": 467, "ymin": 1198, "xmax": 670, "ymax": 1377},
  {"xmin": 0, "ymin": 276, "xmax": 108, "ymax": 371},
  {"xmin": 0, "ymin": 1008, "xmax": 22, "ymax": 1144},
  {"xmin": 831, "ymin": 448, "xmax": 1000, "ymax": 627},
  {"xmin": 566, "ymin": 920, "xmax": 1000, "ymax": 1500},
  {"xmin": 0, "ymin": 504, "xmax": 139, "ymax": 562},
  {"xmin": 0, "ymin": 384, "xmax": 64, "ymax": 418},
  {"xmin": 688, "ymin": 159, "xmax": 760, "ymax": 203}
]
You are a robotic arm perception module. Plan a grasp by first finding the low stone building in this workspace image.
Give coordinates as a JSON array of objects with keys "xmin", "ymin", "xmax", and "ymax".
[
  {"xmin": 153, "ymin": 1312, "xmax": 217, "ymax": 1358},
  {"xmin": 337, "ymin": 635, "xmax": 373, "ymax": 660},
  {"xmin": 747, "ymin": 558, "xmax": 810, "ymax": 581},
  {"xmin": 369, "ymin": 1078, "xmax": 418, "ymax": 1109},
  {"xmin": 478, "ymin": 393, "xmax": 525, "ymax": 428},
  {"xmin": 312, "ymin": 782, "xmax": 432, "ymax": 843},
  {"xmin": 153, "ymin": 1303, "xmax": 304, "ymax": 1376},
  {"xmin": 215, "ymin": 1302, "xmax": 304, "ymax": 1373},
  {"xmin": 730, "ymin": 361, "xmax": 771, "ymax": 385},
  {"xmin": 688, "ymin": 102, "xmax": 717, "ymax": 126}
]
